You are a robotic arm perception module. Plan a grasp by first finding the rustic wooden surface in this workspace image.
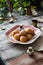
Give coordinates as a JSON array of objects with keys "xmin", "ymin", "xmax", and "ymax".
[
  {"xmin": 0, "ymin": 13, "xmax": 43, "ymax": 65},
  {"xmin": 7, "ymin": 52, "xmax": 43, "ymax": 65}
]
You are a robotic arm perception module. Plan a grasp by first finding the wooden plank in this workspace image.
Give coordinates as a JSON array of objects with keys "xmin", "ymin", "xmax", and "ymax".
[{"xmin": 7, "ymin": 52, "xmax": 43, "ymax": 65}]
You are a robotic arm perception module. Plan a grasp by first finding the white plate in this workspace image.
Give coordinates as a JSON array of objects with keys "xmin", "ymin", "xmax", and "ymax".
[{"xmin": 6, "ymin": 25, "xmax": 41, "ymax": 45}]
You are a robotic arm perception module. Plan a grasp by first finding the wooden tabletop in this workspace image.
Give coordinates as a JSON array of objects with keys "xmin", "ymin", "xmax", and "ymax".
[
  {"xmin": 0, "ymin": 14, "xmax": 43, "ymax": 65},
  {"xmin": 7, "ymin": 52, "xmax": 43, "ymax": 65}
]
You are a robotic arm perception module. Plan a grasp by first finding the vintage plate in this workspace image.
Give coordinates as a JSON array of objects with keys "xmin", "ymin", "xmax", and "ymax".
[{"xmin": 5, "ymin": 25, "xmax": 41, "ymax": 45}]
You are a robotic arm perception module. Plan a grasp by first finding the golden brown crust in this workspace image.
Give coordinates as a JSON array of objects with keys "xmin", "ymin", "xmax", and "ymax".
[
  {"xmin": 19, "ymin": 30, "xmax": 27, "ymax": 36},
  {"xmin": 14, "ymin": 33, "xmax": 20, "ymax": 41},
  {"xmin": 27, "ymin": 34, "xmax": 33, "ymax": 40},
  {"xmin": 13, "ymin": 29, "xmax": 19, "ymax": 35},
  {"xmin": 20, "ymin": 36, "xmax": 27, "ymax": 42},
  {"xmin": 13, "ymin": 27, "xmax": 35, "ymax": 42},
  {"xmin": 25, "ymin": 28, "xmax": 35, "ymax": 35}
]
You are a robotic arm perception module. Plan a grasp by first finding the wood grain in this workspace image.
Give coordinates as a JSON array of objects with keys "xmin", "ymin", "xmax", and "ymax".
[{"xmin": 7, "ymin": 52, "xmax": 43, "ymax": 65}]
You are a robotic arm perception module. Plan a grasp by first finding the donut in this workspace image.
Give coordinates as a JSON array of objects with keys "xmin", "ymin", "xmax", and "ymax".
[
  {"xmin": 14, "ymin": 33, "xmax": 20, "ymax": 41},
  {"xmin": 27, "ymin": 34, "xmax": 33, "ymax": 40},
  {"xmin": 20, "ymin": 36, "xmax": 27, "ymax": 42}
]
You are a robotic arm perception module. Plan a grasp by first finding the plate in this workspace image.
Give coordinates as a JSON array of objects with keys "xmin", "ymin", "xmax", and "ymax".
[{"xmin": 5, "ymin": 25, "xmax": 41, "ymax": 44}]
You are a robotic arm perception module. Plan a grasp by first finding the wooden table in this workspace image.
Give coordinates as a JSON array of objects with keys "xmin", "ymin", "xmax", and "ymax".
[
  {"xmin": 0, "ymin": 14, "xmax": 43, "ymax": 65},
  {"xmin": 6, "ymin": 52, "xmax": 43, "ymax": 65}
]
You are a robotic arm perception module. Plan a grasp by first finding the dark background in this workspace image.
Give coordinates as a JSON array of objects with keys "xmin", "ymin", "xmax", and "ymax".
[{"xmin": 32, "ymin": 0, "xmax": 43, "ymax": 10}]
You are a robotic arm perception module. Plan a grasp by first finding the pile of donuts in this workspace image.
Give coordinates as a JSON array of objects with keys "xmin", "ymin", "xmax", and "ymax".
[{"xmin": 11, "ymin": 27, "xmax": 35, "ymax": 42}]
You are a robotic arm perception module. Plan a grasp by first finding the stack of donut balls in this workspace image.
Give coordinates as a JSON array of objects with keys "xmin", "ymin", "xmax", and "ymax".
[{"xmin": 12, "ymin": 27, "xmax": 35, "ymax": 43}]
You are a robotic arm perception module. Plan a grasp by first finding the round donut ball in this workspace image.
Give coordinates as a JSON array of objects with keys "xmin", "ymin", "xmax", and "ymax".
[
  {"xmin": 14, "ymin": 29, "xmax": 19, "ymax": 34},
  {"xmin": 19, "ymin": 30, "xmax": 27, "ymax": 36},
  {"xmin": 20, "ymin": 36, "xmax": 27, "ymax": 42},
  {"xmin": 12, "ymin": 29, "xmax": 19, "ymax": 35},
  {"xmin": 25, "ymin": 28, "xmax": 35, "ymax": 35},
  {"xmin": 27, "ymin": 34, "xmax": 33, "ymax": 40},
  {"xmin": 14, "ymin": 33, "xmax": 20, "ymax": 41}
]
